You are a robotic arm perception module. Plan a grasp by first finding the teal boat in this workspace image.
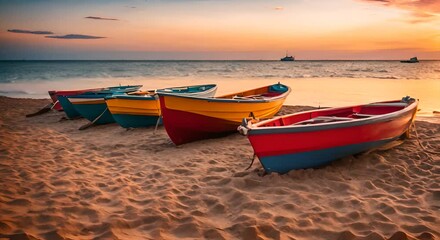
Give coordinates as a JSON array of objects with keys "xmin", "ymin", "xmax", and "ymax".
[
  {"xmin": 66, "ymin": 85, "xmax": 142, "ymax": 127},
  {"xmin": 57, "ymin": 85, "xmax": 142, "ymax": 120},
  {"xmin": 57, "ymin": 95, "xmax": 82, "ymax": 119},
  {"xmin": 105, "ymin": 84, "xmax": 217, "ymax": 128}
]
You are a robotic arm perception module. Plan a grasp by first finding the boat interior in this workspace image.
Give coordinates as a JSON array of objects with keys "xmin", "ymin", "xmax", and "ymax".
[
  {"xmin": 126, "ymin": 85, "xmax": 216, "ymax": 96},
  {"xmin": 260, "ymin": 102, "xmax": 410, "ymax": 127},
  {"xmin": 159, "ymin": 84, "xmax": 216, "ymax": 94},
  {"xmin": 127, "ymin": 90, "xmax": 156, "ymax": 96},
  {"xmin": 220, "ymin": 84, "xmax": 288, "ymax": 100}
]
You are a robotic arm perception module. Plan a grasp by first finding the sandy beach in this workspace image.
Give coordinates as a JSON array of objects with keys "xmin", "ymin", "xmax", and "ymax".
[{"xmin": 0, "ymin": 96, "xmax": 439, "ymax": 240}]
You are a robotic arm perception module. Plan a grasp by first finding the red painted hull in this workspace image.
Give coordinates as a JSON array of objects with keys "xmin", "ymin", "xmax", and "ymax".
[
  {"xmin": 160, "ymin": 102, "xmax": 239, "ymax": 145},
  {"xmin": 48, "ymin": 89, "xmax": 101, "ymax": 111},
  {"xmin": 248, "ymin": 109, "xmax": 414, "ymax": 158}
]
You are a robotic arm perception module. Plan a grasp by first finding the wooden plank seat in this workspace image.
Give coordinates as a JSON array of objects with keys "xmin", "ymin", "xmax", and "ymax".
[
  {"xmin": 293, "ymin": 116, "xmax": 353, "ymax": 125},
  {"xmin": 233, "ymin": 94, "xmax": 265, "ymax": 100}
]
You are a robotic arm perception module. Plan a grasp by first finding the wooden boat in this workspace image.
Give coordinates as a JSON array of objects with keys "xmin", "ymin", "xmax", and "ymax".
[
  {"xmin": 105, "ymin": 84, "xmax": 218, "ymax": 128},
  {"xmin": 49, "ymin": 88, "xmax": 102, "ymax": 111},
  {"xmin": 66, "ymin": 85, "xmax": 143, "ymax": 126},
  {"xmin": 158, "ymin": 83, "xmax": 291, "ymax": 145},
  {"xmin": 400, "ymin": 57, "xmax": 419, "ymax": 63},
  {"xmin": 238, "ymin": 97, "xmax": 418, "ymax": 174},
  {"xmin": 54, "ymin": 85, "xmax": 142, "ymax": 119}
]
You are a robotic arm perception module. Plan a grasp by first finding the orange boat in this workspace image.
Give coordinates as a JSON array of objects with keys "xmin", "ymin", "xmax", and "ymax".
[{"xmin": 158, "ymin": 83, "xmax": 291, "ymax": 145}]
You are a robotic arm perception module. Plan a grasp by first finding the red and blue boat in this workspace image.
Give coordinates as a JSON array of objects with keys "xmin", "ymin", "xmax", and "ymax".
[
  {"xmin": 48, "ymin": 88, "xmax": 102, "ymax": 112},
  {"xmin": 238, "ymin": 97, "xmax": 418, "ymax": 174},
  {"xmin": 27, "ymin": 87, "xmax": 103, "ymax": 118}
]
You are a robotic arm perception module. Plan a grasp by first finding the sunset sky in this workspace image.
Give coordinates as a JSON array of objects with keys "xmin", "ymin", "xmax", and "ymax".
[{"xmin": 0, "ymin": 0, "xmax": 439, "ymax": 60}]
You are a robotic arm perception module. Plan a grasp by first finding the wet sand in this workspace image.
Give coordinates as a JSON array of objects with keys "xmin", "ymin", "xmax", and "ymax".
[{"xmin": 0, "ymin": 96, "xmax": 439, "ymax": 240}]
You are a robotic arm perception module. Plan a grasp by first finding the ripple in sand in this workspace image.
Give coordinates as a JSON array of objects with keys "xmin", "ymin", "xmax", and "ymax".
[
  {"xmin": 0, "ymin": 221, "xmax": 13, "ymax": 233},
  {"xmin": 172, "ymin": 222, "xmax": 201, "ymax": 238},
  {"xmin": 0, "ymin": 232, "xmax": 38, "ymax": 240},
  {"xmin": 7, "ymin": 198, "xmax": 31, "ymax": 206},
  {"xmin": 203, "ymin": 228, "xmax": 226, "ymax": 240}
]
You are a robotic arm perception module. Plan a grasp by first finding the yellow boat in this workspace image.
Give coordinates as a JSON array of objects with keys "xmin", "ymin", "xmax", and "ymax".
[
  {"xmin": 105, "ymin": 84, "xmax": 217, "ymax": 128},
  {"xmin": 158, "ymin": 83, "xmax": 291, "ymax": 145}
]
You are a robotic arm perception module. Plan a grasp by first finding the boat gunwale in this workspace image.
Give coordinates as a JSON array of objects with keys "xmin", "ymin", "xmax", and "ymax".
[
  {"xmin": 156, "ymin": 84, "xmax": 217, "ymax": 94},
  {"xmin": 157, "ymin": 84, "xmax": 291, "ymax": 103},
  {"xmin": 247, "ymin": 99, "xmax": 418, "ymax": 135},
  {"xmin": 49, "ymin": 88, "xmax": 104, "ymax": 95},
  {"xmin": 105, "ymin": 84, "xmax": 218, "ymax": 100},
  {"xmin": 105, "ymin": 94, "xmax": 157, "ymax": 101},
  {"xmin": 101, "ymin": 85, "xmax": 143, "ymax": 92},
  {"xmin": 67, "ymin": 97, "xmax": 107, "ymax": 105}
]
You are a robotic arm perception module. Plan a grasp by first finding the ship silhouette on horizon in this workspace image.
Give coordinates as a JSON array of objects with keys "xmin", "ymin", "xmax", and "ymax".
[{"xmin": 280, "ymin": 51, "xmax": 295, "ymax": 61}]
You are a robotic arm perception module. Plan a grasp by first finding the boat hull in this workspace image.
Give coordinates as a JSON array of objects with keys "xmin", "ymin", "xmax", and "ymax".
[
  {"xmin": 159, "ymin": 107, "xmax": 242, "ymax": 145},
  {"xmin": 245, "ymin": 99, "xmax": 418, "ymax": 173},
  {"xmin": 112, "ymin": 114, "xmax": 161, "ymax": 128},
  {"xmin": 57, "ymin": 96, "xmax": 82, "ymax": 119},
  {"xmin": 106, "ymin": 96, "xmax": 160, "ymax": 128},
  {"xmin": 259, "ymin": 138, "xmax": 398, "ymax": 173},
  {"xmin": 70, "ymin": 98, "xmax": 115, "ymax": 124}
]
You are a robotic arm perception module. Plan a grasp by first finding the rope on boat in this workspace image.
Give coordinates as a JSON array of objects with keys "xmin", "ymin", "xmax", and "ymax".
[
  {"xmin": 78, "ymin": 107, "xmax": 108, "ymax": 130},
  {"xmin": 412, "ymin": 121, "xmax": 440, "ymax": 155},
  {"xmin": 50, "ymin": 100, "xmax": 59, "ymax": 110},
  {"xmin": 246, "ymin": 153, "xmax": 257, "ymax": 170},
  {"xmin": 153, "ymin": 115, "xmax": 162, "ymax": 134},
  {"xmin": 26, "ymin": 100, "xmax": 57, "ymax": 117}
]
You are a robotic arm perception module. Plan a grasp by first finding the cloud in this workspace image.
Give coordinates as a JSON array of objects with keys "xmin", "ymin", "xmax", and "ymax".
[
  {"xmin": 360, "ymin": 0, "xmax": 440, "ymax": 23},
  {"xmin": 274, "ymin": 6, "xmax": 284, "ymax": 11},
  {"xmin": 46, "ymin": 34, "xmax": 106, "ymax": 39},
  {"xmin": 7, "ymin": 29, "xmax": 53, "ymax": 35},
  {"xmin": 85, "ymin": 16, "xmax": 119, "ymax": 21}
]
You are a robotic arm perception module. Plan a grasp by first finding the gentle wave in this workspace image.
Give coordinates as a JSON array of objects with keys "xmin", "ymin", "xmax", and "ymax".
[{"xmin": 0, "ymin": 90, "xmax": 31, "ymax": 94}]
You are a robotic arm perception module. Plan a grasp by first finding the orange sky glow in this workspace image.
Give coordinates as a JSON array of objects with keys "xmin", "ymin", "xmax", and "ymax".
[{"xmin": 0, "ymin": 0, "xmax": 439, "ymax": 60}]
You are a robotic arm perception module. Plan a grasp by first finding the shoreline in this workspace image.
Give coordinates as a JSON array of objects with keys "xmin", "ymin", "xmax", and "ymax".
[
  {"xmin": 0, "ymin": 96, "xmax": 439, "ymax": 240},
  {"xmin": 1, "ymin": 74, "xmax": 439, "ymax": 117}
]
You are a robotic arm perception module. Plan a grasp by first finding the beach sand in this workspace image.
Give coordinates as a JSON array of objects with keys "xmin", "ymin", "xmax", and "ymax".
[{"xmin": 0, "ymin": 96, "xmax": 439, "ymax": 240}]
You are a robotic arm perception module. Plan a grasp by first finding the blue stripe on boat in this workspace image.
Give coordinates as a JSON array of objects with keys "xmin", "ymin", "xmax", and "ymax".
[
  {"xmin": 258, "ymin": 138, "xmax": 398, "ymax": 174},
  {"xmin": 112, "ymin": 114, "xmax": 162, "ymax": 128},
  {"xmin": 57, "ymin": 96, "xmax": 81, "ymax": 119}
]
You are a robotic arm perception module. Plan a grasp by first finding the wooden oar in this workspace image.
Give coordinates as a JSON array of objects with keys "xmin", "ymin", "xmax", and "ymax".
[
  {"xmin": 78, "ymin": 107, "xmax": 108, "ymax": 130},
  {"xmin": 26, "ymin": 100, "xmax": 58, "ymax": 117}
]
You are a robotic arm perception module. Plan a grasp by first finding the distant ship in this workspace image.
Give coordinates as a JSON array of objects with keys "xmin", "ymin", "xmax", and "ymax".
[
  {"xmin": 281, "ymin": 51, "xmax": 295, "ymax": 61},
  {"xmin": 400, "ymin": 57, "xmax": 419, "ymax": 63}
]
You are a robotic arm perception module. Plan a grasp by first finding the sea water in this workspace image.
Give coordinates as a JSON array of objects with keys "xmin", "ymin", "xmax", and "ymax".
[{"xmin": 0, "ymin": 60, "xmax": 439, "ymax": 116}]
